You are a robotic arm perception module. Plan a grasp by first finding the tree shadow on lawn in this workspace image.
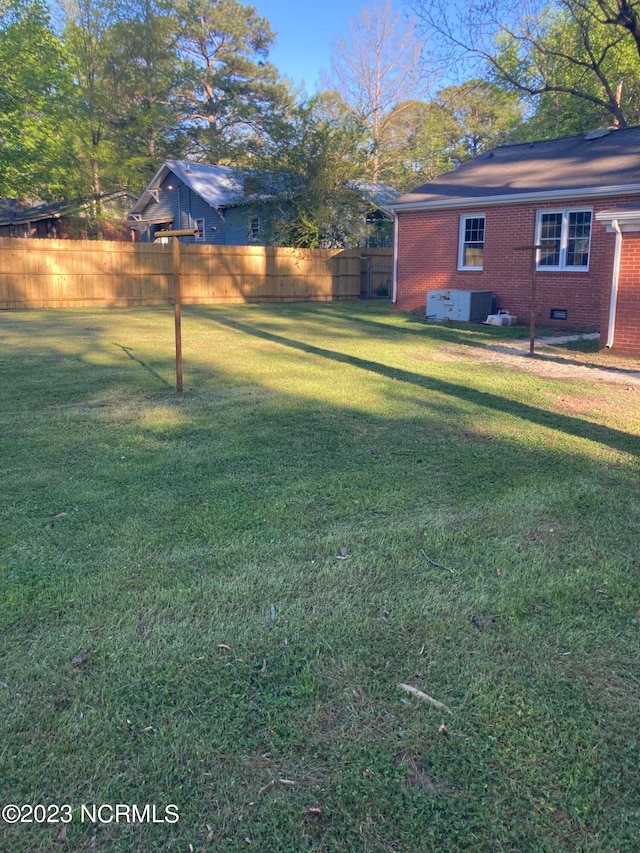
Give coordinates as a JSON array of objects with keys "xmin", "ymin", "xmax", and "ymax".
[
  {"xmin": 306, "ymin": 303, "xmax": 640, "ymax": 380},
  {"xmin": 1, "ymin": 306, "xmax": 637, "ymax": 460},
  {"xmin": 2, "ymin": 310, "xmax": 638, "ymax": 853},
  {"xmin": 305, "ymin": 301, "xmax": 528, "ymax": 343},
  {"xmin": 199, "ymin": 310, "xmax": 639, "ymax": 459}
]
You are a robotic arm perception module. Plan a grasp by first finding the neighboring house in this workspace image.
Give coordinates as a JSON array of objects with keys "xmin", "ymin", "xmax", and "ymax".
[
  {"xmin": 0, "ymin": 192, "xmax": 136, "ymax": 240},
  {"xmin": 127, "ymin": 160, "xmax": 398, "ymax": 248},
  {"xmin": 388, "ymin": 125, "xmax": 640, "ymax": 357},
  {"xmin": 344, "ymin": 179, "xmax": 399, "ymax": 248}
]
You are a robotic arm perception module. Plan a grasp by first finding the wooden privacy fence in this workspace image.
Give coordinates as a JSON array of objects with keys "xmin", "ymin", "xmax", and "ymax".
[{"xmin": 0, "ymin": 238, "xmax": 391, "ymax": 309}]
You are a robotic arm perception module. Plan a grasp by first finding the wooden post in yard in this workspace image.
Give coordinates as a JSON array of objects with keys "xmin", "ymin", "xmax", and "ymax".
[
  {"xmin": 154, "ymin": 228, "xmax": 199, "ymax": 394},
  {"xmin": 173, "ymin": 236, "xmax": 183, "ymax": 394}
]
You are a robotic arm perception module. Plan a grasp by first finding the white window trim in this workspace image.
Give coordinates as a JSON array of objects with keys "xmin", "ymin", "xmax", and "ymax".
[
  {"xmin": 535, "ymin": 208, "xmax": 592, "ymax": 272},
  {"xmin": 194, "ymin": 218, "xmax": 205, "ymax": 241},
  {"xmin": 249, "ymin": 216, "xmax": 261, "ymax": 243},
  {"xmin": 458, "ymin": 213, "xmax": 485, "ymax": 270}
]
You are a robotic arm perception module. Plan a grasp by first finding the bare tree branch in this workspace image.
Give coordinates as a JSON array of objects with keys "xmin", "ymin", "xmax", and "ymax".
[
  {"xmin": 408, "ymin": 0, "xmax": 635, "ymax": 127},
  {"xmin": 327, "ymin": 0, "xmax": 430, "ymax": 180}
]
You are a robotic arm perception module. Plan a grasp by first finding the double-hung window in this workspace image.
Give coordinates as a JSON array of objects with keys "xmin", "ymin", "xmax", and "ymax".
[
  {"xmin": 458, "ymin": 214, "xmax": 485, "ymax": 270},
  {"xmin": 249, "ymin": 216, "xmax": 261, "ymax": 243},
  {"xmin": 536, "ymin": 209, "xmax": 592, "ymax": 270}
]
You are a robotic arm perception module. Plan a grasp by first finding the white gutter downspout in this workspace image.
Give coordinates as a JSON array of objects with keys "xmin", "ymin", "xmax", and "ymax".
[
  {"xmin": 607, "ymin": 219, "xmax": 622, "ymax": 348},
  {"xmin": 391, "ymin": 212, "xmax": 398, "ymax": 304}
]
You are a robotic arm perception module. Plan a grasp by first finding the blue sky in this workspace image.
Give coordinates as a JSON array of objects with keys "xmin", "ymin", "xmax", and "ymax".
[{"xmin": 254, "ymin": 0, "xmax": 406, "ymax": 93}]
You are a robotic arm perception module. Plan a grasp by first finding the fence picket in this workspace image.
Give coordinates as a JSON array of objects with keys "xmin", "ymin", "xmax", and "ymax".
[{"xmin": 0, "ymin": 238, "xmax": 390, "ymax": 309}]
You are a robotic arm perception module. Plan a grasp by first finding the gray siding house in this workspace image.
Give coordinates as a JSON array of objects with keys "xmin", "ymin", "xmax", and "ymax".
[
  {"xmin": 128, "ymin": 161, "xmax": 273, "ymax": 245},
  {"xmin": 128, "ymin": 160, "xmax": 398, "ymax": 246}
]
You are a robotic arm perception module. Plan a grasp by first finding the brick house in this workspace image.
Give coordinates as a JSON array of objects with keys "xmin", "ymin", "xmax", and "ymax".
[{"xmin": 388, "ymin": 125, "xmax": 640, "ymax": 357}]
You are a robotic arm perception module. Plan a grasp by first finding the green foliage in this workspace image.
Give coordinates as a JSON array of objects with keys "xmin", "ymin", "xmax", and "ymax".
[
  {"xmin": 378, "ymin": 82, "xmax": 523, "ymax": 192},
  {"xmin": 254, "ymin": 95, "xmax": 373, "ymax": 248},
  {"xmin": 326, "ymin": 0, "xmax": 428, "ymax": 182},
  {"xmin": 515, "ymin": 2, "xmax": 640, "ymax": 136},
  {"xmin": 437, "ymin": 79, "xmax": 524, "ymax": 157},
  {"xmin": 174, "ymin": 0, "xmax": 293, "ymax": 164},
  {"xmin": 0, "ymin": 0, "xmax": 73, "ymax": 197},
  {"xmin": 57, "ymin": 0, "xmax": 295, "ymax": 199},
  {"xmin": 104, "ymin": 1, "xmax": 185, "ymax": 183},
  {"xmin": 378, "ymin": 99, "xmax": 460, "ymax": 190},
  {"xmin": 488, "ymin": 0, "xmax": 640, "ymax": 132},
  {"xmin": 5, "ymin": 0, "xmax": 640, "ymax": 218},
  {"xmin": 62, "ymin": 0, "xmax": 126, "ymax": 196},
  {"xmin": 411, "ymin": 0, "xmax": 640, "ymax": 137}
]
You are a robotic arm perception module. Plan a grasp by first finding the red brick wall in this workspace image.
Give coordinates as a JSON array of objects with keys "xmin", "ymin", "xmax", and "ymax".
[
  {"xmin": 394, "ymin": 197, "xmax": 635, "ymax": 329},
  {"xmin": 610, "ymin": 232, "xmax": 640, "ymax": 357}
]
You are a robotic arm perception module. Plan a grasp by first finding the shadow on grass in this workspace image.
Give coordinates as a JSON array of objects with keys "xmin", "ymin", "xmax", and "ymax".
[
  {"xmin": 203, "ymin": 310, "xmax": 639, "ymax": 458},
  {"xmin": 306, "ymin": 304, "xmax": 640, "ymax": 380},
  {"xmin": 487, "ymin": 343, "xmax": 640, "ymax": 380},
  {"xmin": 112, "ymin": 342, "xmax": 173, "ymax": 389},
  {"xmin": 2, "ymin": 307, "xmax": 638, "ymax": 853},
  {"xmin": 306, "ymin": 302, "xmax": 529, "ymax": 345}
]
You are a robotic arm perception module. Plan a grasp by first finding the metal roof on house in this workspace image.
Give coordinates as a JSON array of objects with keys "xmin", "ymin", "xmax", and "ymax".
[
  {"xmin": 390, "ymin": 125, "xmax": 640, "ymax": 211},
  {"xmin": 129, "ymin": 161, "xmax": 400, "ymax": 220},
  {"xmin": 129, "ymin": 162, "xmax": 246, "ymax": 216},
  {"xmin": 344, "ymin": 180, "xmax": 400, "ymax": 211}
]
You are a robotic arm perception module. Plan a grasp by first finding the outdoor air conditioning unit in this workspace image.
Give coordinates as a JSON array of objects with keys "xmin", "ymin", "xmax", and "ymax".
[
  {"xmin": 486, "ymin": 311, "xmax": 518, "ymax": 326},
  {"xmin": 426, "ymin": 290, "xmax": 497, "ymax": 322}
]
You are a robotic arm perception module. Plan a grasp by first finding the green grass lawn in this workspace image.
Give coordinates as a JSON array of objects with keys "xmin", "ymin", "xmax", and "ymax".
[{"xmin": 1, "ymin": 302, "xmax": 638, "ymax": 853}]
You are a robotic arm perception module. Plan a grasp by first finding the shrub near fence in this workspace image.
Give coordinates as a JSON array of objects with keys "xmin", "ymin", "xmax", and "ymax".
[{"xmin": 0, "ymin": 238, "xmax": 389, "ymax": 309}]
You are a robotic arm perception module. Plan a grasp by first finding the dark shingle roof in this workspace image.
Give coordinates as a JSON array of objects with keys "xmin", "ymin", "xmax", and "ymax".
[
  {"xmin": 391, "ymin": 125, "xmax": 640, "ymax": 210},
  {"xmin": 0, "ymin": 192, "xmax": 137, "ymax": 226}
]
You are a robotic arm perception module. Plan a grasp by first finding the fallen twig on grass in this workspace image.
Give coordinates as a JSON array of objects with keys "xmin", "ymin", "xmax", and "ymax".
[
  {"xmin": 303, "ymin": 807, "xmax": 323, "ymax": 818},
  {"xmin": 398, "ymin": 683, "xmax": 453, "ymax": 714},
  {"xmin": 258, "ymin": 781, "xmax": 274, "ymax": 795},
  {"xmin": 420, "ymin": 551, "xmax": 455, "ymax": 574}
]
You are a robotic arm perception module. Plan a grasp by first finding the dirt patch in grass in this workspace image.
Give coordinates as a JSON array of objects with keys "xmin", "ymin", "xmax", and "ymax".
[
  {"xmin": 549, "ymin": 390, "xmax": 638, "ymax": 425},
  {"xmin": 480, "ymin": 339, "xmax": 640, "ymax": 386},
  {"xmin": 483, "ymin": 350, "xmax": 638, "ymax": 386}
]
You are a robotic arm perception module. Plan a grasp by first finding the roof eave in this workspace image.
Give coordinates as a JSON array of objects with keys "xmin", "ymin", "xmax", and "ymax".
[
  {"xmin": 128, "ymin": 163, "xmax": 174, "ymax": 216},
  {"xmin": 2, "ymin": 210, "xmax": 64, "ymax": 225},
  {"xmin": 389, "ymin": 182, "xmax": 640, "ymax": 213},
  {"xmin": 376, "ymin": 206, "xmax": 395, "ymax": 220},
  {"xmin": 596, "ymin": 205, "xmax": 640, "ymax": 231}
]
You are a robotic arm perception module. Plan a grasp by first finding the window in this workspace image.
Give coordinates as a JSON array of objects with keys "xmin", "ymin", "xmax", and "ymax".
[
  {"xmin": 194, "ymin": 218, "xmax": 205, "ymax": 241},
  {"xmin": 536, "ymin": 209, "xmax": 591, "ymax": 270},
  {"xmin": 458, "ymin": 215, "xmax": 485, "ymax": 269},
  {"xmin": 249, "ymin": 216, "xmax": 261, "ymax": 243}
]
